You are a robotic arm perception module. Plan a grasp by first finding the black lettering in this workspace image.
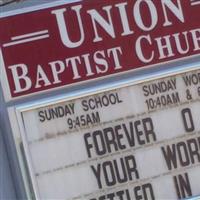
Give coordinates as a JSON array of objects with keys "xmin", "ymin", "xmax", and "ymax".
[
  {"xmin": 115, "ymin": 125, "xmax": 126, "ymax": 150},
  {"xmin": 142, "ymin": 118, "xmax": 157, "ymax": 143},
  {"xmin": 50, "ymin": 108, "xmax": 59, "ymax": 119},
  {"xmin": 116, "ymin": 190, "xmax": 125, "ymax": 200},
  {"xmin": 173, "ymin": 173, "xmax": 192, "ymax": 199},
  {"xmin": 38, "ymin": 111, "xmax": 45, "ymax": 122},
  {"xmin": 123, "ymin": 122, "xmax": 135, "ymax": 147},
  {"xmin": 113, "ymin": 158, "xmax": 128, "ymax": 184},
  {"xmin": 84, "ymin": 132, "xmax": 93, "ymax": 158},
  {"xmin": 143, "ymin": 183, "xmax": 155, "ymax": 200},
  {"xmin": 125, "ymin": 155, "xmax": 139, "ymax": 180},
  {"xmin": 172, "ymin": 92, "xmax": 180, "ymax": 103},
  {"xmin": 125, "ymin": 189, "xmax": 131, "ymax": 200},
  {"xmin": 115, "ymin": 93, "xmax": 123, "ymax": 103},
  {"xmin": 92, "ymin": 112, "xmax": 101, "ymax": 123},
  {"xmin": 95, "ymin": 96, "xmax": 103, "ymax": 108},
  {"xmin": 109, "ymin": 93, "xmax": 117, "ymax": 105},
  {"xmin": 93, "ymin": 130, "xmax": 107, "ymax": 156},
  {"xmin": 187, "ymin": 138, "xmax": 200, "ymax": 164},
  {"xmin": 177, "ymin": 142, "xmax": 190, "ymax": 167},
  {"xmin": 107, "ymin": 193, "xmax": 115, "ymax": 200},
  {"xmin": 134, "ymin": 183, "xmax": 155, "ymax": 200},
  {"xmin": 161, "ymin": 144, "xmax": 177, "ymax": 170},
  {"xmin": 181, "ymin": 108, "xmax": 195, "ymax": 132},
  {"xmin": 103, "ymin": 161, "xmax": 116, "ymax": 187},
  {"xmin": 143, "ymin": 85, "xmax": 149, "ymax": 97},
  {"xmin": 89, "ymin": 99, "xmax": 96, "ymax": 110},
  {"xmin": 103, "ymin": 127, "xmax": 118, "ymax": 153},
  {"xmin": 91, "ymin": 164, "xmax": 102, "ymax": 189},
  {"xmin": 82, "ymin": 99, "xmax": 89, "ymax": 111},
  {"xmin": 135, "ymin": 120, "xmax": 145, "ymax": 145},
  {"xmin": 102, "ymin": 95, "xmax": 109, "ymax": 106},
  {"xmin": 135, "ymin": 186, "xmax": 143, "ymax": 200}
]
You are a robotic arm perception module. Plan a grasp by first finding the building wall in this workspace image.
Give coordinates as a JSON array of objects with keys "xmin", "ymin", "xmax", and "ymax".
[{"xmin": 0, "ymin": 88, "xmax": 16, "ymax": 199}]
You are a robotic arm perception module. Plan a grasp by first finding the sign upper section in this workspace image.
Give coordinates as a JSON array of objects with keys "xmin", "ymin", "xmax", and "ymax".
[{"xmin": 0, "ymin": 0, "xmax": 200, "ymax": 98}]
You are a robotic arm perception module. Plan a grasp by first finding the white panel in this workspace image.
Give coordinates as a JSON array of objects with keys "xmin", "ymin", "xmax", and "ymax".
[{"xmin": 19, "ymin": 68, "xmax": 200, "ymax": 199}]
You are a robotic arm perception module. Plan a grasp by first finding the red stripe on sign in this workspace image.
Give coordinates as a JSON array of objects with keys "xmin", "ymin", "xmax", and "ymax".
[{"xmin": 0, "ymin": 0, "xmax": 200, "ymax": 98}]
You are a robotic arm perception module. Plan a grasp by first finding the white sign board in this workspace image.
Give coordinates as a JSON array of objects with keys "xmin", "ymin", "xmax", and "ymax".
[{"xmin": 16, "ymin": 68, "xmax": 200, "ymax": 199}]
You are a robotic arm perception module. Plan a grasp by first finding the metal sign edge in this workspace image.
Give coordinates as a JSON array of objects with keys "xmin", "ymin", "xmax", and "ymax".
[
  {"xmin": 10, "ymin": 62, "xmax": 200, "ymax": 199},
  {"xmin": 0, "ymin": 0, "xmax": 82, "ymax": 18}
]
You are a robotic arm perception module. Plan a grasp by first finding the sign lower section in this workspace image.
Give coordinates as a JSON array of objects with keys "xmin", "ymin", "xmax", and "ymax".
[
  {"xmin": 1, "ymin": 0, "xmax": 200, "ymax": 98},
  {"xmin": 19, "ymin": 68, "xmax": 200, "ymax": 199}
]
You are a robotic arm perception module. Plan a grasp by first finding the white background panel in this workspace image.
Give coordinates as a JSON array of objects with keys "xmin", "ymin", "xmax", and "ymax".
[
  {"xmin": 125, "ymin": 86, "xmax": 147, "ymax": 114},
  {"xmin": 188, "ymin": 166, "xmax": 200, "ymax": 196},
  {"xmin": 135, "ymin": 146, "xmax": 166, "ymax": 179},
  {"xmin": 152, "ymin": 175, "xmax": 177, "ymax": 200},
  {"xmin": 29, "ymin": 132, "xmax": 86, "ymax": 174},
  {"xmin": 152, "ymin": 106, "xmax": 185, "ymax": 140},
  {"xmin": 23, "ymin": 111, "xmax": 41, "ymax": 142},
  {"xmin": 20, "ymin": 69, "xmax": 200, "ymax": 199},
  {"xmin": 37, "ymin": 164, "xmax": 97, "ymax": 199}
]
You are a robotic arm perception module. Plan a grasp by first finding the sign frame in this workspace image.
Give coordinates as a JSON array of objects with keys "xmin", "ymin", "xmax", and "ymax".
[
  {"xmin": 8, "ymin": 63, "xmax": 200, "ymax": 199},
  {"xmin": 1, "ymin": 0, "xmax": 200, "ymax": 199}
]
